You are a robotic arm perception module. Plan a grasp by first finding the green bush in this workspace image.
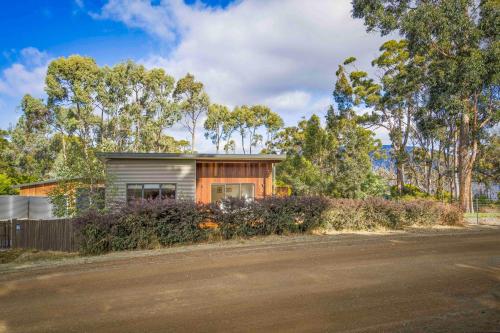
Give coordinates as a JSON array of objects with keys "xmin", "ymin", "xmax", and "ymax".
[
  {"xmin": 73, "ymin": 196, "xmax": 462, "ymax": 255},
  {"xmin": 74, "ymin": 196, "xmax": 330, "ymax": 254},
  {"xmin": 390, "ymin": 184, "xmax": 429, "ymax": 199},
  {"xmin": 210, "ymin": 196, "xmax": 330, "ymax": 239}
]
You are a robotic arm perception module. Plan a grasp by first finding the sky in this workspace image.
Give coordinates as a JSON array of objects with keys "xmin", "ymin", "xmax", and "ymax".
[{"xmin": 0, "ymin": 0, "xmax": 391, "ymax": 152}]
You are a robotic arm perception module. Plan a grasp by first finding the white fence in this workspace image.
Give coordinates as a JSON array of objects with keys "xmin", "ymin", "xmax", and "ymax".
[{"xmin": 0, "ymin": 196, "xmax": 56, "ymax": 220}]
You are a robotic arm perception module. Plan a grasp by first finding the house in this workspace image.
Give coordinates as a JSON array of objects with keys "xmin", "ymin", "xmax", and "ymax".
[{"xmin": 97, "ymin": 153, "xmax": 286, "ymax": 205}]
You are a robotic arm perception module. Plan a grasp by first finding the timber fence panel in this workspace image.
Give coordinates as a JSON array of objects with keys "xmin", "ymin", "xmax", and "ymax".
[
  {"xmin": 11, "ymin": 219, "xmax": 79, "ymax": 252},
  {"xmin": 0, "ymin": 220, "xmax": 11, "ymax": 248}
]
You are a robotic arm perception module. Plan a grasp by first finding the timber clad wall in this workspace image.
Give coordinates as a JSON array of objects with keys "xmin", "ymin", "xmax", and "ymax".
[
  {"xmin": 196, "ymin": 162, "xmax": 273, "ymax": 204},
  {"xmin": 106, "ymin": 159, "xmax": 196, "ymax": 203},
  {"xmin": 19, "ymin": 183, "xmax": 57, "ymax": 196}
]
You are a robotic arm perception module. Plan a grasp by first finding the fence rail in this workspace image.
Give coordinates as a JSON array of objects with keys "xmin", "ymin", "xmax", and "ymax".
[{"xmin": 0, "ymin": 219, "xmax": 79, "ymax": 252}]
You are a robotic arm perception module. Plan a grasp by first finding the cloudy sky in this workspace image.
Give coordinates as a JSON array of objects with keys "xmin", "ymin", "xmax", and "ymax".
[{"xmin": 0, "ymin": 0, "xmax": 390, "ymax": 151}]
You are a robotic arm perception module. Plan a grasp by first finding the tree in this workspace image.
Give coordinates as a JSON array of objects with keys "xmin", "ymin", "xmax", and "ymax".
[
  {"xmin": 246, "ymin": 105, "xmax": 269, "ymax": 154},
  {"xmin": 276, "ymin": 116, "xmax": 329, "ymax": 195},
  {"xmin": 46, "ymin": 56, "xmax": 101, "ymax": 160},
  {"xmin": 302, "ymin": 114, "xmax": 327, "ymax": 165},
  {"xmin": 326, "ymin": 107, "xmax": 382, "ymax": 198},
  {"xmin": 263, "ymin": 109, "xmax": 284, "ymax": 151},
  {"xmin": 231, "ymin": 105, "xmax": 251, "ymax": 154},
  {"xmin": 474, "ymin": 134, "xmax": 500, "ymax": 188},
  {"xmin": 6, "ymin": 95, "xmax": 55, "ymax": 180},
  {"xmin": 223, "ymin": 139, "xmax": 236, "ymax": 154},
  {"xmin": 173, "ymin": 73, "xmax": 209, "ymax": 152},
  {"xmin": 352, "ymin": 0, "xmax": 500, "ymax": 211},
  {"xmin": 204, "ymin": 104, "xmax": 231, "ymax": 152},
  {"xmin": 370, "ymin": 40, "xmax": 425, "ymax": 193},
  {"xmin": 0, "ymin": 174, "xmax": 17, "ymax": 195}
]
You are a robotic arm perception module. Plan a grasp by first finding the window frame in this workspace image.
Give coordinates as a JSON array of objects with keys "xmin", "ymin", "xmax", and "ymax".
[
  {"xmin": 210, "ymin": 183, "xmax": 255, "ymax": 203},
  {"xmin": 126, "ymin": 183, "xmax": 177, "ymax": 204}
]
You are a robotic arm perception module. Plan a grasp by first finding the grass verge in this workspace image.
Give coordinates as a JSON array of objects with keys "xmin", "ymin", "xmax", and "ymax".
[{"xmin": 0, "ymin": 249, "xmax": 79, "ymax": 265}]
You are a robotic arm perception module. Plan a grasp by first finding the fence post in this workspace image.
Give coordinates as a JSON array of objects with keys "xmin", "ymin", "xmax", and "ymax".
[
  {"xmin": 476, "ymin": 197, "xmax": 479, "ymax": 225},
  {"xmin": 10, "ymin": 218, "xmax": 14, "ymax": 248}
]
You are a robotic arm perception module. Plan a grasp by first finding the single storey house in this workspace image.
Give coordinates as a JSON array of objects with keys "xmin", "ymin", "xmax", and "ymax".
[{"xmin": 96, "ymin": 153, "xmax": 285, "ymax": 205}]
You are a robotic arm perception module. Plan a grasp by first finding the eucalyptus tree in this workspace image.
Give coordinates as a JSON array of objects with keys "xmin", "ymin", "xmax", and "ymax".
[
  {"xmin": 204, "ymin": 103, "xmax": 231, "ymax": 153},
  {"xmin": 6, "ymin": 95, "xmax": 55, "ymax": 180},
  {"xmin": 173, "ymin": 73, "xmax": 209, "ymax": 153},
  {"xmin": 352, "ymin": 0, "xmax": 500, "ymax": 210},
  {"xmin": 263, "ymin": 110, "xmax": 284, "ymax": 146},
  {"xmin": 143, "ymin": 68, "xmax": 179, "ymax": 152},
  {"xmin": 45, "ymin": 55, "xmax": 101, "ymax": 159},
  {"xmin": 231, "ymin": 105, "xmax": 251, "ymax": 154},
  {"xmin": 223, "ymin": 139, "xmax": 236, "ymax": 154},
  {"xmin": 369, "ymin": 40, "xmax": 427, "ymax": 193},
  {"xmin": 246, "ymin": 105, "xmax": 269, "ymax": 154}
]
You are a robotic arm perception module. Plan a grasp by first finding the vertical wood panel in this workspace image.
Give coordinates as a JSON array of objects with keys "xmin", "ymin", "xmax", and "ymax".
[
  {"xmin": 9, "ymin": 219, "xmax": 79, "ymax": 252},
  {"xmin": 195, "ymin": 161, "xmax": 275, "ymax": 204}
]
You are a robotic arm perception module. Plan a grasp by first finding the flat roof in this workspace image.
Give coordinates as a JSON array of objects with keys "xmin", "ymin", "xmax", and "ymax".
[
  {"xmin": 12, "ymin": 177, "xmax": 83, "ymax": 189},
  {"xmin": 96, "ymin": 152, "xmax": 286, "ymax": 161}
]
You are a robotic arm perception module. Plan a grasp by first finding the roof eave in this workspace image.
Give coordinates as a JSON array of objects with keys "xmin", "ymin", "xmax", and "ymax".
[{"xmin": 96, "ymin": 152, "xmax": 286, "ymax": 162}]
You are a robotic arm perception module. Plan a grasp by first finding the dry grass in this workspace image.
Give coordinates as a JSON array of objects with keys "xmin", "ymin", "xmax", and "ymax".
[{"xmin": 0, "ymin": 249, "xmax": 78, "ymax": 265}]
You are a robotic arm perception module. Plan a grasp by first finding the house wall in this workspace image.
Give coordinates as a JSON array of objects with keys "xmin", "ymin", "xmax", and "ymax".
[
  {"xmin": 105, "ymin": 159, "xmax": 196, "ymax": 203},
  {"xmin": 196, "ymin": 161, "xmax": 274, "ymax": 204}
]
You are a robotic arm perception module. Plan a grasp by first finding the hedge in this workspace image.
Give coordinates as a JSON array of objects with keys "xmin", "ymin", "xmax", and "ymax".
[{"xmin": 73, "ymin": 196, "xmax": 462, "ymax": 255}]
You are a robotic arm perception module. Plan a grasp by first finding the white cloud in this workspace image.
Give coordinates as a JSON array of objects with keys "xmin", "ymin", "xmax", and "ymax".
[
  {"xmin": 20, "ymin": 47, "xmax": 49, "ymax": 67},
  {"xmin": 94, "ymin": 0, "xmax": 392, "ymax": 150},
  {"xmin": 264, "ymin": 91, "xmax": 311, "ymax": 113},
  {"xmin": 0, "ymin": 47, "xmax": 49, "ymax": 98},
  {"xmin": 99, "ymin": 0, "xmax": 388, "ymax": 116},
  {"xmin": 91, "ymin": 0, "xmax": 183, "ymax": 42}
]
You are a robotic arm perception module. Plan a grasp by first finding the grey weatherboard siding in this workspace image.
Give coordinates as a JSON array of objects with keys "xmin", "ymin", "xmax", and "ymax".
[{"xmin": 105, "ymin": 159, "xmax": 196, "ymax": 203}]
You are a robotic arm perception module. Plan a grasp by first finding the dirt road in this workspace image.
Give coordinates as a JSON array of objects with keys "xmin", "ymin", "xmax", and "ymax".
[{"xmin": 1, "ymin": 227, "xmax": 499, "ymax": 332}]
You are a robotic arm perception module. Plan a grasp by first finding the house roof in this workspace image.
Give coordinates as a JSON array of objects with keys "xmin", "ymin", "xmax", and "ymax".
[
  {"xmin": 12, "ymin": 177, "xmax": 81, "ymax": 189},
  {"xmin": 96, "ymin": 152, "xmax": 286, "ymax": 162}
]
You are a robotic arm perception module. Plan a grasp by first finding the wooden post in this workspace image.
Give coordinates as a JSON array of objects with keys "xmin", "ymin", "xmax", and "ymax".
[{"xmin": 10, "ymin": 219, "xmax": 15, "ymax": 248}]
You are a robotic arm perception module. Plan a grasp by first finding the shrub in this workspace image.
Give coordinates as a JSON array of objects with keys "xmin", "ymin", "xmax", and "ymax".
[
  {"xmin": 73, "ymin": 196, "xmax": 462, "ymax": 255},
  {"xmin": 323, "ymin": 198, "xmax": 463, "ymax": 230},
  {"xmin": 74, "ymin": 199, "xmax": 209, "ymax": 254},
  {"xmin": 209, "ymin": 196, "xmax": 330, "ymax": 238},
  {"xmin": 324, "ymin": 199, "xmax": 368, "ymax": 230},
  {"xmin": 152, "ymin": 200, "xmax": 208, "ymax": 245},
  {"xmin": 73, "ymin": 210, "xmax": 117, "ymax": 255},
  {"xmin": 390, "ymin": 184, "xmax": 429, "ymax": 199}
]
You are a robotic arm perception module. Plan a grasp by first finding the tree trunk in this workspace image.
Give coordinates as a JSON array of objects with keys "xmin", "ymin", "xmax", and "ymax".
[
  {"xmin": 191, "ymin": 130, "xmax": 195, "ymax": 153},
  {"xmin": 241, "ymin": 132, "xmax": 246, "ymax": 154},
  {"xmin": 426, "ymin": 141, "xmax": 434, "ymax": 194},
  {"xmin": 457, "ymin": 111, "xmax": 478, "ymax": 212},
  {"xmin": 396, "ymin": 160, "xmax": 404, "ymax": 192}
]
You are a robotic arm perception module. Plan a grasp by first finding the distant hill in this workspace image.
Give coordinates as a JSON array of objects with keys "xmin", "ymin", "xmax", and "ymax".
[{"xmin": 372, "ymin": 145, "xmax": 414, "ymax": 170}]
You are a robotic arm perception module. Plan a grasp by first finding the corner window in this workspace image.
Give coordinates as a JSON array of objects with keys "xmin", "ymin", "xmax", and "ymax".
[
  {"xmin": 127, "ymin": 184, "xmax": 176, "ymax": 204},
  {"xmin": 210, "ymin": 183, "xmax": 255, "ymax": 203}
]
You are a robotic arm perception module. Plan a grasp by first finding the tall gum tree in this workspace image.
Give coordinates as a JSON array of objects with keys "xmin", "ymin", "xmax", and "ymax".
[
  {"xmin": 173, "ymin": 73, "xmax": 209, "ymax": 153},
  {"xmin": 204, "ymin": 104, "xmax": 231, "ymax": 153},
  {"xmin": 352, "ymin": 0, "xmax": 500, "ymax": 211}
]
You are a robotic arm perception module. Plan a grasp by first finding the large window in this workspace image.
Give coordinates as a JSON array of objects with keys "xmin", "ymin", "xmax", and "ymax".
[
  {"xmin": 210, "ymin": 183, "xmax": 255, "ymax": 203},
  {"xmin": 127, "ymin": 183, "xmax": 176, "ymax": 204}
]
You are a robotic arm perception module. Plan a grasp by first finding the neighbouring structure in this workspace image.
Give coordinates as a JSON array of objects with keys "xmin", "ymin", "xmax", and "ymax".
[
  {"xmin": 15, "ymin": 179, "xmax": 62, "ymax": 197},
  {"xmin": 97, "ymin": 153, "xmax": 286, "ymax": 205}
]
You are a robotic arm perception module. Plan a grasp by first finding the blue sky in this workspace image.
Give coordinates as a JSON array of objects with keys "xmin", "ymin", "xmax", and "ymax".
[{"xmin": 0, "ymin": 0, "xmax": 390, "ymax": 151}]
